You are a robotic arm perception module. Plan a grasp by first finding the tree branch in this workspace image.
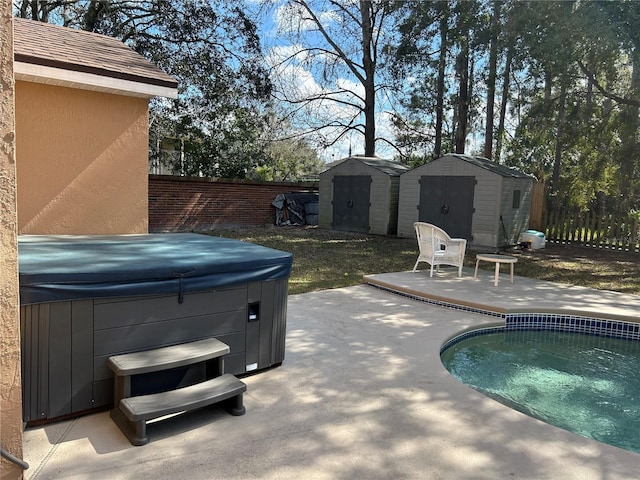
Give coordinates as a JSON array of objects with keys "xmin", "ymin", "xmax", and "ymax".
[
  {"xmin": 292, "ymin": 0, "xmax": 366, "ymax": 84},
  {"xmin": 577, "ymin": 60, "xmax": 640, "ymax": 107},
  {"xmin": 288, "ymin": 89, "xmax": 363, "ymax": 107}
]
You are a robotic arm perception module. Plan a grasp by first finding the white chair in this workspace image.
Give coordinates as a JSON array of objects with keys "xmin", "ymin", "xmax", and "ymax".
[{"xmin": 412, "ymin": 222, "xmax": 467, "ymax": 277}]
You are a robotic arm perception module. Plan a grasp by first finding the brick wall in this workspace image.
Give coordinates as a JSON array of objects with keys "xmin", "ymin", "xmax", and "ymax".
[{"xmin": 149, "ymin": 175, "xmax": 318, "ymax": 232}]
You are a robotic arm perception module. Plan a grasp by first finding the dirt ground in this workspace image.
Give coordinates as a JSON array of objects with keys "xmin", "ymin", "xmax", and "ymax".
[
  {"xmin": 493, "ymin": 241, "xmax": 640, "ymax": 295},
  {"xmin": 520, "ymin": 241, "xmax": 639, "ymax": 265}
]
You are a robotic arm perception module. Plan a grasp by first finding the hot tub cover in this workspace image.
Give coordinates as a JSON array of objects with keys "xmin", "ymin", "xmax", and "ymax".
[{"xmin": 18, "ymin": 233, "xmax": 293, "ymax": 305}]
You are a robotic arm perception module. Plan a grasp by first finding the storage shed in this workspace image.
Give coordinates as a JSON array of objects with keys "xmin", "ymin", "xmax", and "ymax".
[
  {"xmin": 319, "ymin": 156, "xmax": 410, "ymax": 235},
  {"xmin": 397, "ymin": 154, "xmax": 534, "ymax": 248}
]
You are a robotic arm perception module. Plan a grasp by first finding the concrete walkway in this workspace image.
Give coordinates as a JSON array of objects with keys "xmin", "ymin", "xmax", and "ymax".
[{"xmin": 23, "ymin": 268, "xmax": 640, "ymax": 479}]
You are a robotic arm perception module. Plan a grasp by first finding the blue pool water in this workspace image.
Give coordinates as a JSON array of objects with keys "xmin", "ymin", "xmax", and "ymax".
[{"xmin": 441, "ymin": 329, "xmax": 640, "ymax": 453}]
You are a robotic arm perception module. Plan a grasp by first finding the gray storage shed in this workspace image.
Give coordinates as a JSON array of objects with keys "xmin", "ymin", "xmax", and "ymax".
[
  {"xmin": 319, "ymin": 156, "xmax": 410, "ymax": 235},
  {"xmin": 397, "ymin": 154, "xmax": 534, "ymax": 248}
]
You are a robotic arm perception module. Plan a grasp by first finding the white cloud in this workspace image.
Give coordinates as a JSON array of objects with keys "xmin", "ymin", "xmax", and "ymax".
[
  {"xmin": 273, "ymin": 2, "xmax": 341, "ymax": 35},
  {"xmin": 335, "ymin": 77, "xmax": 363, "ymax": 100}
]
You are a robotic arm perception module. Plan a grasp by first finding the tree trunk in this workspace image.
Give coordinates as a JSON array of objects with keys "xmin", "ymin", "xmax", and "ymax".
[
  {"xmin": 484, "ymin": 1, "xmax": 501, "ymax": 160},
  {"xmin": 551, "ymin": 79, "xmax": 567, "ymax": 196},
  {"xmin": 544, "ymin": 71, "xmax": 552, "ymax": 103},
  {"xmin": 618, "ymin": 47, "xmax": 640, "ymax": 210},
  {"xmin": 360, "ymin": 0, "xmax": 376, "ymax": 157},
  {"xmin": 455, "ymin": 39, "xmax": 469, "ymax": 154},
  {"xmin": 435, "ymin": 8, "xmax": 448, "ymax": 158},
  {"xmin": 468, "ymin": 55, "xmax": 475, "ymax": 149},
  {"xmin": 495, "ymin": 44, "xmax": 513, "ymax": 161}
]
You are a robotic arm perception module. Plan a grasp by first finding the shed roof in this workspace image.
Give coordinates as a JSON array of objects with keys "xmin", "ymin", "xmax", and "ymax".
[
  {"xmin": 326, "ymin": 156, "xmax": 411, "ymax": 176},
  {"xmin": 443, "ymin": 154, "xmax": 532, "ymax": 179},
  {"xmin": 13, "ymin": 17, "xmax": 178, "ymax": 99}
]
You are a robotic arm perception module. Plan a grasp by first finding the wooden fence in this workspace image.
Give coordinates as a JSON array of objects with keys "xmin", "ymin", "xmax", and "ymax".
[
  {"xmin": 528, "ymin": 181, "xmax": 546, "ymax": 231},
  {"xmin": 545, "ymin": 209, "xmax": 640, "ymax": 252}
]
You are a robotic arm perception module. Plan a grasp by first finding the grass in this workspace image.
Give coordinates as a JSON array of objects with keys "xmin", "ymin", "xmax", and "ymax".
[{"xmin": 207, "ymin": 226, "xmax": 640, "ymax": 296}]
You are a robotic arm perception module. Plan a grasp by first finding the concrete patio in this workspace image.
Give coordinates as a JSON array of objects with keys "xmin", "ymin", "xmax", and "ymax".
[{"xmin": 23, "ymin": 266, "xmax": 640, "ymax": 479}]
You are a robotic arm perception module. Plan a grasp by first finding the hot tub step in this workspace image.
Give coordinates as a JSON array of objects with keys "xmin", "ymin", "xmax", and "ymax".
[
  {"xmin": 107, "ymin": 337, "xmax": 230, "ymax": 376},
  {"xmin": 111, "ymin": 373, "xmax": 246, "ymax": 446},
  {"xmin": 107, "ymin": 338, "xmax": 246, "ymax": 446}
]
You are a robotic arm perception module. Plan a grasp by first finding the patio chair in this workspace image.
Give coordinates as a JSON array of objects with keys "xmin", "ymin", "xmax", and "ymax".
[{"xmin": 412, "ymin": 222, "xmax": 467, "ymax": 277}]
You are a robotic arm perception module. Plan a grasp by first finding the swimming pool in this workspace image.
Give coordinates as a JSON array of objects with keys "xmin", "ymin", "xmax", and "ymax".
[{"xmin": 441, "ymin": 327, "xmax": 640, "ymax": 453}]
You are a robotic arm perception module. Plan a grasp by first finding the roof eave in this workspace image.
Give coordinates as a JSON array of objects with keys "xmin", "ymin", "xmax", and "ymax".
[{"xmin": 15, "ymin": 61, "xmax": 178, "ymax": 99}]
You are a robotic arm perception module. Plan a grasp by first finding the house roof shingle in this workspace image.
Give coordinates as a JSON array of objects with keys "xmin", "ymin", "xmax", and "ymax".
[{"xmin": 13, "ymin": 18, "xmax": 178, "ymax": 97}]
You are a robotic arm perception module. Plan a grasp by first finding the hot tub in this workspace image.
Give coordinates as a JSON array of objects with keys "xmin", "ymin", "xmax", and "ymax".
[{"xmin": 19, "ymin": 233, "xmax": 292, "ymax": 423}]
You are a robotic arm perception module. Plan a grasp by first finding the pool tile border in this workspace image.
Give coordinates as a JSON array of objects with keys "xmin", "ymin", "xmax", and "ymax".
[
  {"xmin": 366, "ymin": 284, "xmax": 503, "ymax": 318},
  {"xmin": 367, "ymin": 284, "xmax": 640, "ymax": 349},
  {"xmin": 440, "ymin": 325, "xmax": 505, "ymax": 352},
  {"xmin": 506, "ymin": 313, "xmax": 640, "ymax": 341}
]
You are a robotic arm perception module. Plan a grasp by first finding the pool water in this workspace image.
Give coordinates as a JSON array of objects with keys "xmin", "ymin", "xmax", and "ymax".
[{"xmin": 440, "ymin": 329, "xmax": 640, "ymax": 453}]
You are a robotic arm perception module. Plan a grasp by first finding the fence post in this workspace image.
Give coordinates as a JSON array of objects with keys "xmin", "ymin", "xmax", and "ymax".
[
  {"xmin": 604, "ymin": 215, "xmax": 612, "ymax": 249},
  {"xmin": 578, "ymin": 212, "xmax": 583, "ymax": 243},
  {"xmin": 558, "ymin": 212, "xmax": 567, "ymax": 242},
  {"xmin": 548, "ymin": 209, "xmax": 557, "ymax": 241}
]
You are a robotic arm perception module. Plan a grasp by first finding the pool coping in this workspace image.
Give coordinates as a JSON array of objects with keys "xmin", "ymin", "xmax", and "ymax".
[
  {"xmin": 364, "ymin": 269, "xmax": 640, "ymax": 324},
  {"xmin": 365, "ymin": 271, "xmax": 640, "ymax": 349}
]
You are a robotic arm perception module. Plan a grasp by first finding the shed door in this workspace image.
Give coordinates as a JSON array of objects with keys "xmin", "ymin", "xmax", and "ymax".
[
  {"xmin": 332, "ymin": 175, "xmax": 371, "ymax": 233},
  {"xmin": 418, "ymin": 176, "xmax": 475, "ymax": 239}
]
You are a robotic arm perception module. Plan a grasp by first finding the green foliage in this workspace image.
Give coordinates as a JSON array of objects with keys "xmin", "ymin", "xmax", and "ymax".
[
  {"xmin": 150, "ymin": 101, "xmax": 270, "ymax": 179},
  {"xmin": 254, "ymin": 138, "xmax": 323, "ymax": 182},
  {"xmin": 137, "ymin": 2, "xmax": 273, "ymax": 178}
]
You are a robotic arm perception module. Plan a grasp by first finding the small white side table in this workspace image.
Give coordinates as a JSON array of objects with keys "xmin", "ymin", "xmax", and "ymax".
[{"xmin": 474, "ymin": 254, "xmax": 518, "ymax": 286}]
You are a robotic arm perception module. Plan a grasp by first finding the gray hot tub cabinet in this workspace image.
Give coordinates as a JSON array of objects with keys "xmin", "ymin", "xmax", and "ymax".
[{"xmin": 19, "ymin": 233, "xmax": 291, "ymax": 423}]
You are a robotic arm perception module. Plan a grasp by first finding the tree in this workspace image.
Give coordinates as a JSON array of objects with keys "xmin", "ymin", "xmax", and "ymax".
[
  {"xmin": 267, "ymin": 0, "xmax": 395, "ymax": 157},
  {"xmin": 483, "ymin": 0, "xmax": 501, "ymax": 160},
  {"xmin": 504, "ymin": 0, "xmax": 640, "ymax": 212},
  {"xmin": 390, "ymin": 1, "xmax": 451, "ymax": 161},
  {"xmin": 392, "ymin": 0, "xmax": 488, "ymax": 160},
  {"xmin": 593, "ymin": 1, "xmax": 640, "ymax": 212},
  {"xmin": 390, "ymin": 0, "xmax": 640, "ymax": 213},
  {"xmin": 255, "ymin": 138, "xmax": 323, "ymax": 182},
  {"xmin": 15, "ymin": 1, "xmax": 274, "ymax": 178},
  {"xmin": 451, "ymin": 0, "xmax": 480, "ymax": 154},
  {"xmin": 494, "ymin": 1, "xmax": 521, "ymax": 162}
]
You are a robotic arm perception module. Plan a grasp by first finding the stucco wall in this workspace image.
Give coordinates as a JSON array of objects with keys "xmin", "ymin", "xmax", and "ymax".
[
  {"xmin": 1, "ymin": 10, "xmax": 24, "ymax": 480},
  {"xmin": 15, "ymin": 81, "xmax": 149, "ymax": 234}
]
